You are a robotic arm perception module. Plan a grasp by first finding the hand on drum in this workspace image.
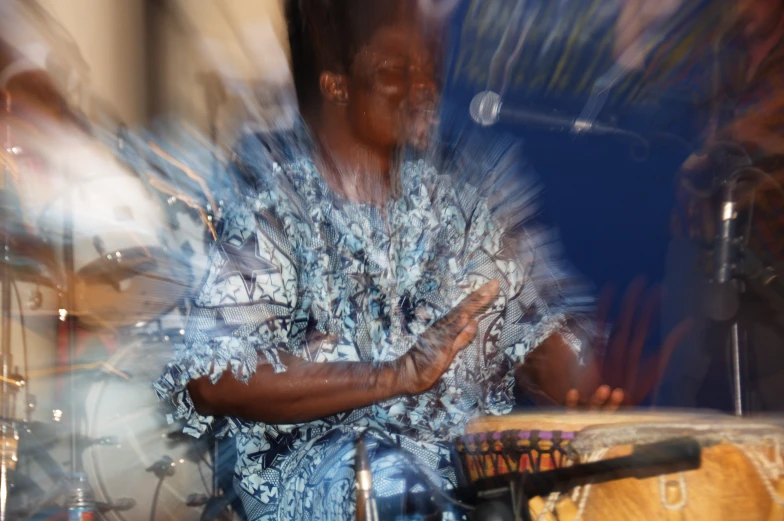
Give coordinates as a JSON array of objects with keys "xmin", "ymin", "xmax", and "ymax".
[
  {"xmin": 564, "ymin": 384, "xmax": 625, "ymax": 411},
  {"xmin": 583, "ymin": 277, "xmax": 694, "ymax": 407},
  {"xmin": 518, "ymin": 277, "xmax": 693, "ymax": 410},
  {"xmin": 519, "ymin": 334, "xmax": 625, "ymax": 411}
]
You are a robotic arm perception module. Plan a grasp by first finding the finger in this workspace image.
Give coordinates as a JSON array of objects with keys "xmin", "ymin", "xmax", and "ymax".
[
  {"xmin": 455, "ymin": 280, "xmax": 500, "ymax": 318},
  {"xmin": 431, "ymin": 309, "xmax": 469, "ymax": 340},
  {"xmin": 604, "ymin": 388, "xmax": 625, "ymax": 411},
  {"xmin": 576, "ymin": 358, "xmax": 603, "ymax": 399},
  {"xmin": 589, "ymin": 385, "xmax": 611, "ymax": 410},
  {"xmin": 589, "ymin": 284, "xmax": 615, "ymax": 390},
  {"xmin": 681, "ymin": 152, "xmax": 711, "ymax": 173},
  {"xmin": 452, "ymin": 319, "xmax": 478, "ymax": 352},
  {"xmin": 565, "ymin": 388, "xmax": 580, "ymax": 409},
  {"xmin": 606, "ymin": 277, "xmax": 646, "ymax": 382},
  {"xmin": 467, "ymin": 279, "xmax": 501, "ymax": 315},
  {"xmin": 624, "ymin": 286, "xmax": 661, "ymax": 392},
  {"xmin": 594, "ymin": 283, "xmax": 617, "ymax": 360}
]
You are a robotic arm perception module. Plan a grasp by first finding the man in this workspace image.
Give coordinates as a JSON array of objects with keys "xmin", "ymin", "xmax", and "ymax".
[
  {"xmin": 658, "ymin": 0, "xmax": 784, "ymax": 411},
  {"xmin": 155, "ymin": 1, "xmax": 624, "ymax": 519}
]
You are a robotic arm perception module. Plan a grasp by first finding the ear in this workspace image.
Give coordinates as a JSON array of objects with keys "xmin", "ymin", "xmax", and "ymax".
[{"xmin": 319, "ymin": 71, "xmax": 349, "ymax": 105}]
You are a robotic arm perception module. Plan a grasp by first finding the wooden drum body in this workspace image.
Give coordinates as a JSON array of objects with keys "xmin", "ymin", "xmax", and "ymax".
[{"xmin": 458, "ymin": 413, "xmax": 784, "ymax": 521}]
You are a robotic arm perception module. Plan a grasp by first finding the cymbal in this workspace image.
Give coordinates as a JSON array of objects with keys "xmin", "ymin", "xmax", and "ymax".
[
  {"xmin": 73, "ymin": 247, "xmax": 191, "ymax": 330},
  {"xmin": 15, "ymin": 419, "xmax": 62, "ymax": 450},
  {"xmin": 7, "ymin": 216, "xmax": 59, "ymax": 271},
  {"xmin": 3, "ymin": 227, "xmax": 59, "ymax": 286}
]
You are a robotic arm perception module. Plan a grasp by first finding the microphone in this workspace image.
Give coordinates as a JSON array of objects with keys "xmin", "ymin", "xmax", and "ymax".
[
  {"xmin": 146, "ymin": 456, "xmax": 176, "ymax": 479},
  {"xmin": 469, "ymin": 91, "xmax": 645, "ymax": 141},
  {"xmin": 704, "ymin": 180, "xmax": 740, "ymax": 321},
  {"xmin": 703, "ymin": 143, "xmax": 753, "ymax": 322},
  {"xmin": 355, "ymin": 432, "xmax": 379, "ymax": 521}
]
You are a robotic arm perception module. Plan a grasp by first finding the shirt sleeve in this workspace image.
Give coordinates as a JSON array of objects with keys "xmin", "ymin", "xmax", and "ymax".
[
  {"xmin": 471, "ymin": 197, "xmax": 596, "ymax": 415},
  {"xmin": 442, "ymin": 134, "xmax": 595, "ymax": 415},
  {"xmin": 497, "ymin": 223, "xmax": 595, "ymax": 363},
  {"xmin": 154, "ymin": 138, "xmax": 300, "ymax": 438}
]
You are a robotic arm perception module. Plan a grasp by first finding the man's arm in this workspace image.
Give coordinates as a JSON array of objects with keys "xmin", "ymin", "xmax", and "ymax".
[{"xmin": 184, "ymin": 280, "xmax": 496, "ymax": 425}]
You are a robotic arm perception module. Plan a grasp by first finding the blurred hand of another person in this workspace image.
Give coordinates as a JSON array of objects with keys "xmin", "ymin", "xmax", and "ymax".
[
  {"xmin": 587, "ymin": 277, "xmax": 694, "ymax": 406},
  {"xmin": 613, "ymin": 0, "xmax": 685, "ymax": 69},
  {"xmin": 517, "ymin": 277, "xmax": 693, "ymax": 409},
  {"xmin": 518, "ymin": 332, "xmax": 626, "ymax": 411}
]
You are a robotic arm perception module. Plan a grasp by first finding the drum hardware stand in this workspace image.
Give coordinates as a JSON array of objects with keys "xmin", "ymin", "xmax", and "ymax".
[
  {"xmin": 58, "ymin": 122, "xmax": 91, "ymax": 518},
  {"xmin": 0, "ymin": 89, "xmax": 21, "ymax": 521},
  {"xmin": 22, "ymin": 433, "xmax": 119, "ymax": 520},
  {"xmin": 178, "ymin": 436, "xmax": 238, "ymax": 521},
  {"xmin": 146, "ymin": 456, "xmax": 176, "ymax": 521},
  {"xmin": 16, "ymin": 95, "xmax": 91, "ymax": 519}
]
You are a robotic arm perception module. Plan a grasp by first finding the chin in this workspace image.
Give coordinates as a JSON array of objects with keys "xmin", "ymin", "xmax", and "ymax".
[
  {"xmin": 403, "ymin": 112, "xmax": 438, "ymax": 151},
  {"xmin": 406, "ymin": 133, "xmax": 432, "ymax": 151}
]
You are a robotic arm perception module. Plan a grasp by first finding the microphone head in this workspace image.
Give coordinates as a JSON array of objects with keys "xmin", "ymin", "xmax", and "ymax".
[{"xmin": 469, "ymin": 91, "xmax": 501, "ymax": 127}]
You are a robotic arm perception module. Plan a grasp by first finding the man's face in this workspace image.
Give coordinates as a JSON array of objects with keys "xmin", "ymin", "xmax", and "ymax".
[{"xmin": 345, "ymin": 22, "xmax": 440, "ymax": 150}]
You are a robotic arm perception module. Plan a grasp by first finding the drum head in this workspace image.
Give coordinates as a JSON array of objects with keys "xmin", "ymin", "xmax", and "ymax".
[
  {"xmin": 464, "ymin": 410, "xmax": 736, "ymax": 435},
  {"xmin": 84, "ymin": 340, "xmax": 211, "ymax": 521}
]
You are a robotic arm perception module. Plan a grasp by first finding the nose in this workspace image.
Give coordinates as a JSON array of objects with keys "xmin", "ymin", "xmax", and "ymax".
[{"xmin": 409, "ymin": 68, "xmax": 438, "ymax": 106}]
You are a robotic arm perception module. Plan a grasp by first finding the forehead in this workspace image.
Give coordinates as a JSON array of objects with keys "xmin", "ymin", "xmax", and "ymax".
[{"xmin": 359, "ymin": 23, "xmax": 436, "ymax": 59}]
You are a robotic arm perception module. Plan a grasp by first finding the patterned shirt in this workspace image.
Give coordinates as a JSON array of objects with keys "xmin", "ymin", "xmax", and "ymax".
[{"xmin": 154, "ymin": 128, "xmax": 589, "ymax": 521}]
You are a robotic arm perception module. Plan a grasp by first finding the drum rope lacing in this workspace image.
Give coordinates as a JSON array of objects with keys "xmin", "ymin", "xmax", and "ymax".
[
  {"xmin": 535, "ymin": 449, "xmax": 607, "ymax": 521},
  {"xmin": 740, "ymin": 436, "xmax": 784, "ymax": 506}
]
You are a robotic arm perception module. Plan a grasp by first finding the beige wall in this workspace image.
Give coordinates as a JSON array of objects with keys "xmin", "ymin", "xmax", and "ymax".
[
  {"xmin": 156, "ymin": 0, "xmax": 293, "ymax": 138},
  {"xmin": 22, "ymin": 0, "xmax": 291, "ymax": 134},
  {"xmin": 38, "ymin": 0, "xmax": 147, "ymax": 125}
]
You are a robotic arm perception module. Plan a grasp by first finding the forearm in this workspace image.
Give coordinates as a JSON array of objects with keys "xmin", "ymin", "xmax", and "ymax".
[{"xmin": 188, "ymin": 353, "xmax": 401, "ymax": 424}]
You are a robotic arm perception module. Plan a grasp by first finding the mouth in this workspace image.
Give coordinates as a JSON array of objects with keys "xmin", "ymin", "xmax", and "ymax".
[{"xmin": 405, "ymin": 103, "xmax": 439, "ymax": 149}]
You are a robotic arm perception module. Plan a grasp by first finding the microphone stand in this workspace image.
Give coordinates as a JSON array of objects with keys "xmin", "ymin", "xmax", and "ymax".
[
  {"xmin": 355, "ymin": 431, "xmax": 379, "ymax": 521},
  {"xmin": 704, "ymin": 144, "xmax": 754, "ymax": 416},
  {"xmin": 718, "ymin": 177, "xmax": 747, "ymax": 417}
]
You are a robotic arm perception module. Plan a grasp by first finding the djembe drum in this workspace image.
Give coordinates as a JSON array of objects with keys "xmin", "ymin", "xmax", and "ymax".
[{"xmin": 456, "ymin": 412, "xmax": 784, "ymax": 520}]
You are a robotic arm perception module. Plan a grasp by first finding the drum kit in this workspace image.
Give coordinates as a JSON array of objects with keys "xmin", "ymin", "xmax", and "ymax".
[
  {"xmin": 0, "ymin": 84, "xmax": 236, "ymax": 521},
  {"xmin": 4, "ymin": 101, "xmax": 782, "ymax": 521}
]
